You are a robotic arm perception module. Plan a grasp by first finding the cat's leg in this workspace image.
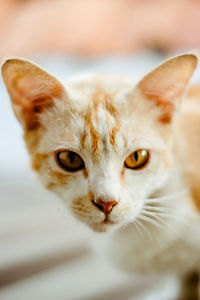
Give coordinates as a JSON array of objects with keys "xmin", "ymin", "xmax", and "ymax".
[{"xmin": 178, "ymin": 271, "xmax": 199, "ymax": 300}]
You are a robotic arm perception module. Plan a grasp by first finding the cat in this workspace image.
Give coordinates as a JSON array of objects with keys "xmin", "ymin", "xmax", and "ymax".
[{"xmin": 2, "ymin": 54, "xmax": 200, "ymax": 299}]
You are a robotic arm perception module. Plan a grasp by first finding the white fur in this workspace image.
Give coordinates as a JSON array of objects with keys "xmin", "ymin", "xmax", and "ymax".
[
  {"xmin": 3, "ymin": 56, "xmax": 200, "ymax": 287},
  {"xmin": 0, "ymin": 57, "xmax": 191, "ymax": 296},
  {"xmin": 32, "ymin": 73, "xmax": 200, "ymax": 281}
]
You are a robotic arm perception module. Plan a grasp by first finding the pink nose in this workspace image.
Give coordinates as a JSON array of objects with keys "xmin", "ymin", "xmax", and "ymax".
[{"xmin": 93, "ymin": 199, "xmax": 118, "ymax": 214}]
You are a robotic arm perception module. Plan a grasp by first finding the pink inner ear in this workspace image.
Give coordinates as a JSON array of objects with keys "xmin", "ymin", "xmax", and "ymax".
[
  {"xmin": 13, "ymin": 74, "xmax": 64, "ymax": 104},
  {"xmin": 139, "ymin": 81, "xmax": 184, "ymax": 124},
  {"xmin": 137, "ymin": 54, "xmax": 198, "ymax": 124},
  {"xmin": 11, "ymin": 74, "xmax": 64, "ymax": 130},
  {"xmin": 141, "ymin": 90, "xmax": 175, "ymax": 124}
]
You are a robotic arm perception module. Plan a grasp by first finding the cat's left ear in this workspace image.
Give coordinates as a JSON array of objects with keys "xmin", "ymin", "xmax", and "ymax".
[
  {"xmin": 2, "ymin": 58, "xmax": 66, "ymax": 130},
  {"xmin": 135, "ymin": 54, "xmax": 198, "ymax": 124}
]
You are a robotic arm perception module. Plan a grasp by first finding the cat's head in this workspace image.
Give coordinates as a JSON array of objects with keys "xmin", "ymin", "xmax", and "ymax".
[{"xmin": 2, "ymin": 54, "xmax": 197, "ymax": 232}]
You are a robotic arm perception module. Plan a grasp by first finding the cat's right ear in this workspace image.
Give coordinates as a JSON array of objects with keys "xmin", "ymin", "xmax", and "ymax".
[
  {"xmin": 2, "ymin": 58, "xmax": 66, "ymax": 130},
  {"xmin": 134, "ymin": 53, "xmax": 198, "ymax": 124}
]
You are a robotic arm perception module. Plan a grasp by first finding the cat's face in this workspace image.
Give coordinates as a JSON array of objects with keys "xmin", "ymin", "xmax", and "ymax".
[{"xmin": 2, "ymin": 54, "xmax": 197, "ymax": 232}]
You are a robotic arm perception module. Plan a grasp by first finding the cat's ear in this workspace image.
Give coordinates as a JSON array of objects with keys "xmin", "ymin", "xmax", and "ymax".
[
  {"xmin": 2, "ymin": 58, "xmax": 65, "ymax": 130},
  {"xmin": 135, "ymin": 54, "xmax": 198, "ymax": 124}
]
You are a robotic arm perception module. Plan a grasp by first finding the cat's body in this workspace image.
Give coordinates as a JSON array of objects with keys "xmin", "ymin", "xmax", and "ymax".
[{"xmin": 2, "ymin": 54, "xmax": 200, "ymax": 299}]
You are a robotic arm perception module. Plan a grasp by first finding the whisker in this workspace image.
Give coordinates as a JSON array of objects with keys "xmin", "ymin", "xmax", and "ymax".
[
  {"xmin": 131, "ymin": 219, "xmax": 143, "ymax": 236},
  {"xmin": 141, "ymin": 213, "xmax": 180, "ymax": 239},
  {"xmin": 143, "ymin": 210, "xmax": 180, "ymax": 219},
  {"xmin": 138, "ymin": 214, "xmax": 165, "ymax": 232},
  {"xmin": 143, "ymin": 205, "xmax": 191, "ymax": 226},
  {"xmin": 134, "ymin": 218, "xmax": 154, "ymax": 241},
  {"xmin": 143, "ymin": 205, "xmax": 177, "ymax": 213},
  {"xmin": 144, "ymin": 189, "xmax": 189, "ymax": 203},
  {"xmin": 142, "ymin": 211, "xmax": 188, "ymax": 242}
]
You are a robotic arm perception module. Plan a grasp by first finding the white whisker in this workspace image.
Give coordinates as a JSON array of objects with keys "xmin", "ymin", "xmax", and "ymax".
[
  {"xmin": 134, "ymin": 217, "xmax": 154, "ymax": 241},
  {"xmin": 143, "ymin": 203, "xmax": 191, "ymax": 227},
  {"xmin": 142, "ymin": 210, "xmax": 188, "ymax": 242},
  {"xmin": 131, "ymin": 219, "xmax": 143, "ymax": 236},
  {"xmin": 138, "ymin": 214, "xmax": 165, "ymax": 232},
  {"xmin": 143, "ymin": 205, "xmax": 177, "ymax": 213},
  {"xmin": 144, "ymin": 189, "xmax": 189, "ymax": 204}
]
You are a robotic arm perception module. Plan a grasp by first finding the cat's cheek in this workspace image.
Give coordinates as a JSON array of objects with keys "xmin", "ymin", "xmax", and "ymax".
[
  {"xmin": 57, "ymin": 179, "xmax": 88, "ymax": 202},
  {"xmin": 125, "ymin": 150, "xmax": 173, "ymax": 196},
  {"xmin": 70, "ymin": 196, "xmax": 106, "ymax": 229},
  {"xmin": 34, "ymin": 154, "xmax": 90, "ymax": 213},
  {"xmin": 145, "ymin": 157, "xmax": 173, "ymax": 195},
  {"xmin": 107, "ymin": 190, "xmax": 142, "ymax": 226}
]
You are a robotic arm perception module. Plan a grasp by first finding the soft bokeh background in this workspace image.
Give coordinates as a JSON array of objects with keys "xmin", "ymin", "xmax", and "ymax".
[{"xmin": 1, "ymin": 1, "xmax": 200, "ymax": 299}]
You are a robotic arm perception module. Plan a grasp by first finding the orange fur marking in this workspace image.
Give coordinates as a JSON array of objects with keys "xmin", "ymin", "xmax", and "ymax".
[
  {"xmin": 24, "ymin": 129, "xmax": 41, "ymax": 153},
  {"xmin": 109, "ymin": 125, "xmax": 118, "ymax": 147},
  {"xmin": 105, "ymin": 95, "xmax": 118, "ymax": 118},
  {"xmin": 141, "ymin": 91, "xmax": 174, "ymax": 124},
  {"xmin": 73, "ymin": 197, "xmax": 84, "ymax": 207},
  {"xmin": 83, "ymin": 91, "xmax": 120, "ymax": 158},
  {"xmin": 93, "ymin": 92, "xmax": 105, "ymax": 121},
  {"xmin": 32, "ymin": 153, "xmax": 48, "ymax": 171},
  {"xmin": 45, "ymin": 182, "xmax": 56, "ymax": 190},
  {"xmin": 84, "ymin": 106, "xmax": 101, "ymax": 158},
  {"xmin": 105, "ymin": 94, "xmax": 120, "ymax": 147},
  {"xmin": 88, "ymin": 191, "xmax": 94, "ymax": 200},
  {"xmin": 191, "ymin": 186, "xmax": 200, "ymax": 212},
  {"xmin": 80, "ymin": 132, "xmax": 87, "ymax": 149},
  {"xmin": 21, "ymin": 95, "xmax": 54, "ymax": 130},
  {"xmin": 83, "ymin": 169, "xmax": 88, "ymax": 179},
  {"xmin": 71, "ymin": 195, "xmax": 92, "ymax": 216},
  {"xmin": 120, "ymin": 167, "xmax": 125, "ymax": 183},
  {"xmin": 48, "ymin": 170, "xmax": 71, "ymax": 185}
]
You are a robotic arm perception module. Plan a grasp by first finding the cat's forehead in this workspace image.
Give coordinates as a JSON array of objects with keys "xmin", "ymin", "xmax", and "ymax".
[
  {"xmin": 62, "ymin": 74, "xmax": 135, "ymax": 142},
  {"xmin": 39, "ymin": 74, "xmax": 164, "ymax": 159},
  {"xmin": 66, "ymin": 73, "xmax": 137, "ymax": 97},
  {"xmin": 51, "ymin": 83, "xmax": 126, "ymax": 159}
]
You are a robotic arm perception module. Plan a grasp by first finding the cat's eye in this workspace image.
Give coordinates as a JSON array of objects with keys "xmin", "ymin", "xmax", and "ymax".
[
  {"xmin": 56, "ymin": 150, "xmax": 85, "ymax": 172},
  {"xmin": 124, "ymin": 149, "xmax": 149, "ymax": 170}
]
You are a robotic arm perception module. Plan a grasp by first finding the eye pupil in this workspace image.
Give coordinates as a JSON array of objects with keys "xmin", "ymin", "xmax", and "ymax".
[
  {"xmin": 134, "ymin": 151, "xmax": 138, "ymax": 161},
  {"xmin": 124, "ymin": 149, "xmax": 149, "ymax": 170},
  {"xmin": 56, "ymin": 150, "xmax": 84, "ymax": 172},
  {"xmin": 69, "ymin": 152, "xmax": 75, "ymax": 163}
]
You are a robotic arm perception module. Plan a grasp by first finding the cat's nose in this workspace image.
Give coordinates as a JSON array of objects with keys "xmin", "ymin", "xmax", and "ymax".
[{"xmin": 92, "ymin": 199, "xmax": 118, "ymax": 214}]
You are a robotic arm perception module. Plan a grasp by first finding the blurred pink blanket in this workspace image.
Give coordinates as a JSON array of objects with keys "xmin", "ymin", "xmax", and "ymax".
[{"xmin": 0, "ymin": 0, "xmax": 200, "ymax": 58}]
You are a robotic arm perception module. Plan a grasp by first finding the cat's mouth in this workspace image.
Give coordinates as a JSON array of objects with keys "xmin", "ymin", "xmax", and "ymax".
[
  {"xmin": 102, "ymin": 215, "xmax": 115, "ymax": 225},
  {"xmin": 89, "ymin": 215, "xmax": 117, "ymax": 232}
]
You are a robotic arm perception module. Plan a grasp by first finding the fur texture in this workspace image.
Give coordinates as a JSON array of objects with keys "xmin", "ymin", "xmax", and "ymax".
[{"xmin": 2, "ymin": 54, "xmax": 200, "ymax": 297}]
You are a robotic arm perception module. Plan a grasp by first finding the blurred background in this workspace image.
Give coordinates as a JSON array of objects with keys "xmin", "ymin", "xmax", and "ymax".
[{"xmin": 1, "ymin": 0, "xmax": 200, "ymax": 299}]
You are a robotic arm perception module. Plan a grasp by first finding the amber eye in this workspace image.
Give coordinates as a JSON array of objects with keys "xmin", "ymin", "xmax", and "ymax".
[
  {"xmin": 56, "ymin": 150, "xmax": 84, "ymax": 172},
  {"xmin": 124, "ymin": 149, "xmax": 149, "ymax": 170}
]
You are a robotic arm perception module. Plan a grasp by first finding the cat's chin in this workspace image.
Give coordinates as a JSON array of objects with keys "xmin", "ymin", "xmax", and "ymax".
[{"xmin": 88, "ymin": 221, "xmax": 120, "ymax": 233}]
